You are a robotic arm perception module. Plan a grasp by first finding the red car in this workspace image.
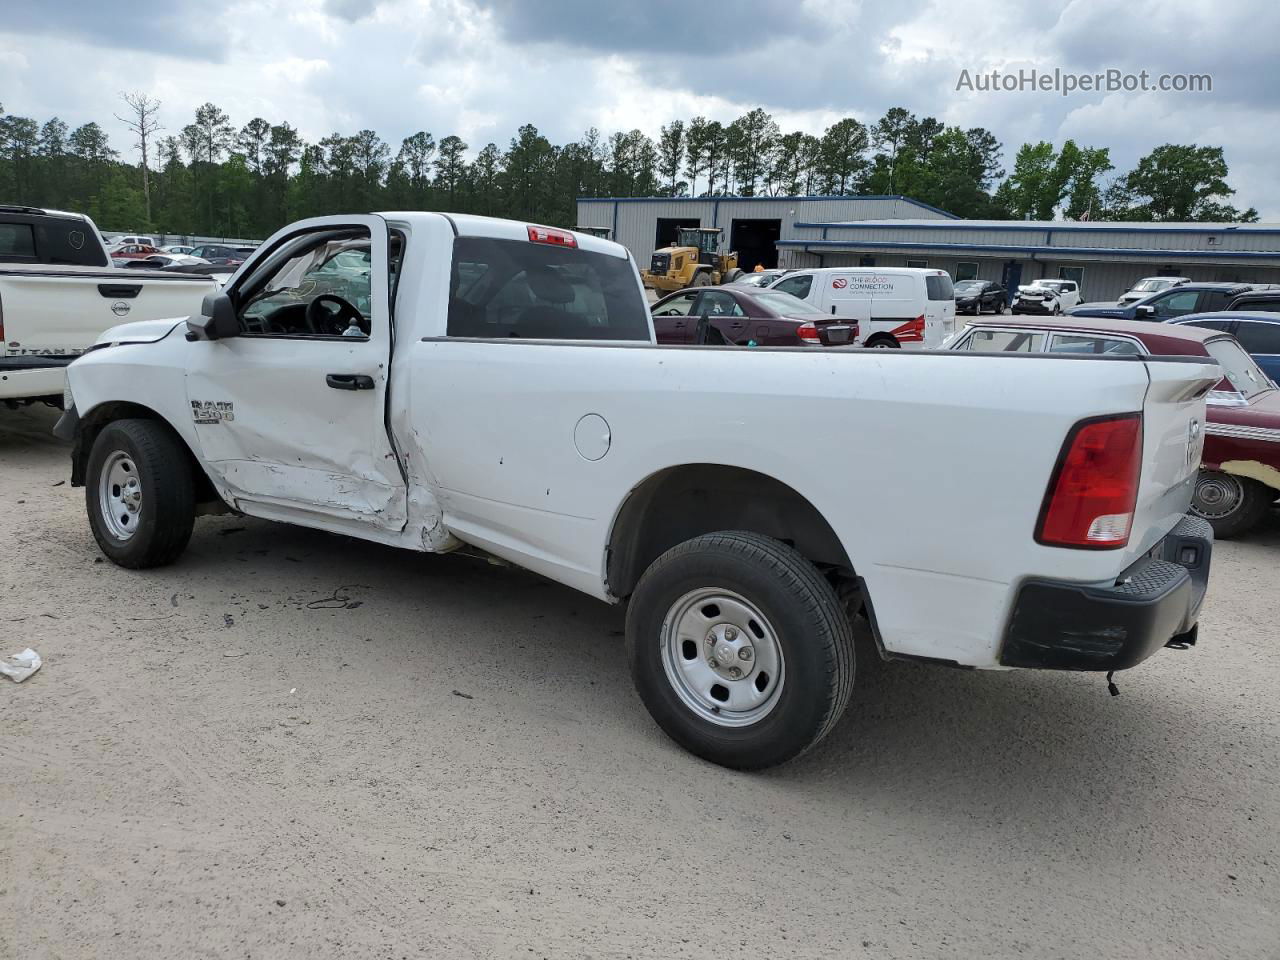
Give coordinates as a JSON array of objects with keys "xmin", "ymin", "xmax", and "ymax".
[
  {"xmin": 651, "ymin": 285, "xmax": 858, "ymax": 347},
  {"xmin": 948, "ymin": 315, "xmax": 1280, "ymax": 538},
  {"xmin": 107, "ymin": 242, "xmax": 163, "ymax": 260}
]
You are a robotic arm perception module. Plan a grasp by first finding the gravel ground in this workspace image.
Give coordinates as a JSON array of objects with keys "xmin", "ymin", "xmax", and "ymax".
[{"xmin": 2, "ymin": 404, "xmax": 1277, "ymax": 959}]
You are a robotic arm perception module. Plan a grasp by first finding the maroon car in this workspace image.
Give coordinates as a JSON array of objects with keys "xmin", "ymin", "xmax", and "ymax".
[
  {"xmin": 948, "ymin": 315, "xmax": 1280, "ymax": 538},
  {"xmin": 651, "ymin": 285, "xmax": 858, "ymax": 347}
]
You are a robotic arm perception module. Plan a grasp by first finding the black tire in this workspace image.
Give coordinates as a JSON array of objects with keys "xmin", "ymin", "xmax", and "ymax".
[
  {"xmin": 691, "ymin": 271, "xmax": 712, "ymax": 287},
  {"xmin": 1190, "ymin": 470, "xmax": 1271, "ymax": 539},
  {"xmin": 722, "ymin": 268, "xmax": 744, "ymax": 284},
  {"xmin": 86, "ymin": 418, "xmax": 195, "ymax": 568},
  {"xmin": 865, "ymin": 335, "xmax": 899, "ymax": 349},
  {"xmin": 626, "ymin": 531, "xmax": 855, "ymax": 770}
]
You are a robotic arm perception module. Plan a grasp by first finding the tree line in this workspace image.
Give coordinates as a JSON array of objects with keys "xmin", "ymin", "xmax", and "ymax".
[{"xmin": 0, "ymin": 97, "xmax": 1258, "ymax": 240}]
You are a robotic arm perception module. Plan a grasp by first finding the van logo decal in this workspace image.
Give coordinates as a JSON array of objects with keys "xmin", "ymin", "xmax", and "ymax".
[
  {"xmin": 191, "ymin": 400, "xmax": 235, "ymax": 425},
  {"xmin": 68, "ymin": 230, "xmax": 85, "ymax": 250},
  {"xmin": 832, "ymin": 278, "xmax": 847, "ymax": 289}
]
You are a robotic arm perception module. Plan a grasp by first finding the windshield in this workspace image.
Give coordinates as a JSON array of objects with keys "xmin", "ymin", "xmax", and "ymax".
[
  {"xmin": 1133, "ymin": 278, "xmax": 1171, "ymax": 292},
  {"xmin": 1205, "ymin": 338, "xmax": 1273, "ymax": 399},
  {"xmin": 753, "ymin": 290, "xmax": 825, "ymax": 316},
  {"xmin": 954, "ymin": 280, "xmax": 983, "ymax": 292}
]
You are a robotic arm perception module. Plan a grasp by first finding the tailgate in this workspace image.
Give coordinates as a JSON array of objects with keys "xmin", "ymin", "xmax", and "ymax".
[
  {"xmin": 1125, "ymin": 358, "xmax": 1221, "ymax": 562},
  {"xmin": 0, "ymin": 272, "xmax": 212, "ymax": 358}
]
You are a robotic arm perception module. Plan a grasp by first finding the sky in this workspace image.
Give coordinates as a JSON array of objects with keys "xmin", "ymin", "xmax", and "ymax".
[{"xmin": 0, "ymin": 0, "xmax": 1274, "ymax": 217}]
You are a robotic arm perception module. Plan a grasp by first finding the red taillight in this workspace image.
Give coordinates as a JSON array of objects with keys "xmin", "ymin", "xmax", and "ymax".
[
  {"xmin": 796, "ymin": 322, "xmax": 821, "ymax": 344},
  {"xmin": 1036, "ymin": 414, "xmax": 1143, "ymax": 549},
  {"xmin": 891, "ymin": 314, "xmax": 926, "ymax": 343},
  {"xmin": 527, "ymin": 225, "xmax": 577, "ymax": 248}
]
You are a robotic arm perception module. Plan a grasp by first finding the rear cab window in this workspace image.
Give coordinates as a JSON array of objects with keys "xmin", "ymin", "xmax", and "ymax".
[
  {"xmin": 448, "ymin": 236, "xmax": 649, "ymax": 341},
  {"xmin": 0, "ymin": 213, "xmax": 107, "ymax": 266}
]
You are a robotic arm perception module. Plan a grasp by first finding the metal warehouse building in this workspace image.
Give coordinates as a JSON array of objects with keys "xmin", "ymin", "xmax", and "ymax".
[
  {"xmin": 575, "ymin": 195, "xmax": 954, "ymax": 275},
  {"xmin": 576, "ymin": 196, "xmax": 1280, "ymax": 302}
]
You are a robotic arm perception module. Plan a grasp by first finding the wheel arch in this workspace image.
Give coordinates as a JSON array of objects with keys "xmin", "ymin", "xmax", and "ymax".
[
  {"xmin": 71, "ymin": 400, "xmax": 221, "ymax": 506},
  {"xmin": 605, "ymin": 463, "xmax": 854, "ymax": 599}
]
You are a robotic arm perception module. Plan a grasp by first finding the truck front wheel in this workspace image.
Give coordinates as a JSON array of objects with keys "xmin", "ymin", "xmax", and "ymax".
[
  {"xmin": 626, "ymin": 531, "xmax": 855, "ymax": 770},
  {"xmin": 86, "ymin": 419, "xmax": 195, "ymax": 568}
]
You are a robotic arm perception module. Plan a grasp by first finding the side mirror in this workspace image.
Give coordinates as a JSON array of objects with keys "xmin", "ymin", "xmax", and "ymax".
[
  {"xmin": 1135, "ymin": 305, "xmax": 1156, "ymax": 319},
  {"xmin": 186, "ymin": 292, "xmax": 239, "ymax": 341}
]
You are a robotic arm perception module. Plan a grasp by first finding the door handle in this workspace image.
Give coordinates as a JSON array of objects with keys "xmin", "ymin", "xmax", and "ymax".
[{"xmin": 326, "ymin": 373, "xmax": 375, "ymax": 391}]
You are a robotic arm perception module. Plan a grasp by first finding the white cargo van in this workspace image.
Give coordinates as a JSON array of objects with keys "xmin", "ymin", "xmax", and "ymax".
[{"xmin": 770, "ymin": 267, "xmax": 956, "ymax": 348}]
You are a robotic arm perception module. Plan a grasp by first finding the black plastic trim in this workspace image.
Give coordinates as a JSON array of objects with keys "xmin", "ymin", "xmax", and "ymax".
[
  {"xmin": 0, "ymin": 355, "xmax": 77, "ymax": 370},
  {"xmin": 52, "ymin": 403, "xmax": 79, "ymax": 441},
  {"xmin": 1000, "ymin": 513, "xmax": 1213, "ymax": 671}
]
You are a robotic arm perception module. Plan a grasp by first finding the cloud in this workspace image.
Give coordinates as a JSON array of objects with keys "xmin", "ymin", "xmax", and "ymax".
[
  {"xmin": 323, "ymin": 0, "xmax": 381, "ymax": 22},
  {"xmin": 0, "ymin": 0, "xmax": 229, "ymax": 60},
  {"xmin": 469, "ymin": 0, "xmax": 821, "ymax": 54},
  {"xmin": 0, "ymin": 0, "xmax": 1275, "ymax": 216}
]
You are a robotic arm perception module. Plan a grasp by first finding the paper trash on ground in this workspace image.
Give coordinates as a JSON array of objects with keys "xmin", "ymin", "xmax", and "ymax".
[{"xmin": 0, "ymin": 648, "xmax": 42, "ymax": 683}]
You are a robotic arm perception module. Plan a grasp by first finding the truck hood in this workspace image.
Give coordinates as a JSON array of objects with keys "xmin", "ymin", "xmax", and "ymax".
[{"xmin": 94, "ymin": 316, "xmax": 186, "ymax": 346}]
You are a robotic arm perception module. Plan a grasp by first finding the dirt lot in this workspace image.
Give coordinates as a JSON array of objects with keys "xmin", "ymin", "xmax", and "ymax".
[{"xmin": 2, "ymin": 404, "xmax": 1278, "ymax": 959}]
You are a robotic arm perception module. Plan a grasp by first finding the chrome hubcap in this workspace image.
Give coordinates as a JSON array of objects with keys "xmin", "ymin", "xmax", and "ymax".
[
  {"xmin": 99, "ymin": 451, "xmax": 142, "ymax": 540},
  {"xmin": 1192, "ymin": 472, "xmax": 1243, "ymax": 519},
  {"xmin": 661, "ymin": 588, "xmax": 784, "ymax": 728}
]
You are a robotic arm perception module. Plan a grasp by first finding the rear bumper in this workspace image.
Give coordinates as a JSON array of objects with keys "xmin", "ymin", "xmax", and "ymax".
[
  {"xmin": 999, "ymin": 514, "xmax": 1212, "ymax": 671},
  {"xmin": 0, "ymin": 356, "xmax": 74, "ymax": 401}
]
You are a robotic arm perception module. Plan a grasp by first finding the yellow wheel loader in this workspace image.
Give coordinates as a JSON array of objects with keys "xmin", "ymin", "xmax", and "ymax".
[{"xmin": 641, "ymin": 227, "xmax": 744, "ymax": 292}]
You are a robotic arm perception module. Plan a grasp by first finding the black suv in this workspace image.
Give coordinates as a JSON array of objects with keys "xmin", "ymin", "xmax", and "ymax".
[
  {"xmin": 1223, "ymin": 288, "xmax": 1280, "ymax": 313},
  {"xmin": 1070, "ymin": 282, "xmax": 1255, "ymax": 322}
]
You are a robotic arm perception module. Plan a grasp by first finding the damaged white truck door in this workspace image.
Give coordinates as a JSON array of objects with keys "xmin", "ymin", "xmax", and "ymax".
[{"xmin": 184, "ymin": 215, "xmax": 407, "ymax": 532}]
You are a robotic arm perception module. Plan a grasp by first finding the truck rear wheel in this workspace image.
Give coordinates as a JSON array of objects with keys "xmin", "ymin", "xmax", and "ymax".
[
  {"xmin": 1191, "ymin": 470, "xmax": 1271, "ymax": 539},
  {"xmin": 86, "ymin": 419, "xmax": 195, "ymax": 568},
  {"xmin": 626, "ymin": 531, "xmax": 854, "ymax": 770}
]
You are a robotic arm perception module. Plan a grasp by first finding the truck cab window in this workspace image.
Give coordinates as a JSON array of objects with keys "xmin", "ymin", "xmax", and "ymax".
[
  {"xmin": 447, "ymin": 236, "xmax": 649, "ymax": 341},
  {"xmin": 238, "ymin": 231, "xmax": 374, "ymax": 339}
]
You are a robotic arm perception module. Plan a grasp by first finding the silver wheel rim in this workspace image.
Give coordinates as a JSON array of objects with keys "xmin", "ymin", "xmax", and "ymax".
[
  {"xmin": 1193, "ymin": 472, "xmax": 1243, "ymax": 519},
  {"xmin": 99, "ymin": 451, "xmax": 142, "ymax": 541},
  {"xmin": 870, "ymin": 340, "xmax": 894, "ymax": 348},
  {"xmin": 660, "ymin": 588, "xmax": 785, "ymax": 728}
]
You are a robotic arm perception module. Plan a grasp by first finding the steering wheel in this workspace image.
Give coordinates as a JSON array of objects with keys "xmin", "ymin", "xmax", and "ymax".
[{"xmin": 306, "ymin": 294, "xmax": 367, "ymax": 336}]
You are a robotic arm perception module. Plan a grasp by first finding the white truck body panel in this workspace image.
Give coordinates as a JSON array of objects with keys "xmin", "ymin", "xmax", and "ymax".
[
  {"xmin": 0, "ymin": 264, "xmax": 215, "ymax": 401},
  {"xmin": 63, "ymin": 212, "xmax": 1220, "ymax": 670}
]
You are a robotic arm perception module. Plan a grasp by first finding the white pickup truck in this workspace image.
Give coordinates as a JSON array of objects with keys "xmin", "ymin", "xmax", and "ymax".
[
  {"xmin": 55, "ymin": 213, "xmax": 1218, "ymax": 769},
  {"xmin": 0, "ymin": 206, "xmax": 216, "ymax": 406}
]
